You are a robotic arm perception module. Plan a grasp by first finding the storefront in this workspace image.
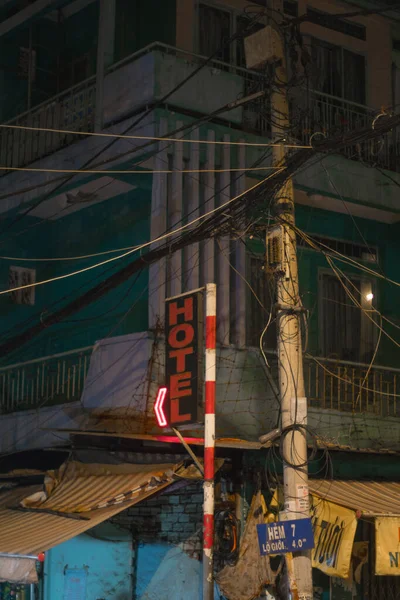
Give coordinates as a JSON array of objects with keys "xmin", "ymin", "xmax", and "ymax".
[
  {"xmin": 0, "ymin": 459, "xmax": 203, "ymax": 595},
  {"xmin": 308, "ymin": 479, "xmax": 400, "ymax": 600}
]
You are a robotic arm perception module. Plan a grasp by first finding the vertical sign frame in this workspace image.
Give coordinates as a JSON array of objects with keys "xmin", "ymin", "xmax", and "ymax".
[{"xmin": 165, "ymin": 288, "xmax": 204, "ymax": 426}]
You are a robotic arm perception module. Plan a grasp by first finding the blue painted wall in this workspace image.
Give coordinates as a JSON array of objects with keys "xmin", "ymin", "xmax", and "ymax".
[
  {"xmin": 135, "ymin": 543, "xmax": 221, "ymax": 600},
  {"xmin": 44, "ymin": 524, "xmax": 132, "ymax": 600}
]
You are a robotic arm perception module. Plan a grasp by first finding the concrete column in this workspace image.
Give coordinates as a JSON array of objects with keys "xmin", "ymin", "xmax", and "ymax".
[
  {"xmin": 169, "ymin": 121, "xmax": 184, "ymax": 298},
  {"xmin": 149, "ymin": 118, "xmax": 168, "ymax": 328},
  {"xmin": 203, "ymin": 130, "xmax": 216, "ymax": 286},
  {"xmin": 95, "ymin": 0, "xmax": 116, "ymax": 132},
  {"xmin": 217, "ymin": 134, "xmax": 231, "ymax": 345},
  {"xmin": 234, "ymin": 141, "xmax": 247, "ymax": 347},
  {"xmin": 185, "ymin": 129, "xmax": 200, "ymax": 291}
]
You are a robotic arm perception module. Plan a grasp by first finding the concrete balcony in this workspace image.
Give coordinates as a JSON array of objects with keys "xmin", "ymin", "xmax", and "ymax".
[
  {"xmin": 304, "ymin": 355, "xmax": 400, "ymax": 450},
  {"xmin": 0, "ymin": 42, "xmax": 263, "ymax": 172},
  {"xmin": 304, "ymin": 355, "xmax": 400, "ymax": 417},
  {"xmin": 0, "ymin": 346, "xmax": 92, "ymax": 414},
  {"xmin": 1, "ymin": 42, "xmax": 398, "ymax": 178},
  {"xmin": 292, "ymin": 88, "xmax": 400, "ymax": 173},
  {"xmin": 2, "ymin": 334, "xmax": 400, "ymax": 453},
  {"xmin": 0, "ymin": 77, "xmax": 96, "ymax": 171},
  {"xmin": 0, "ymin": 333, "xmax": 279, "ymax": 452},
  {"xmin": 0, "ymin": 346, "xmax": 93, "ymax": 453}
]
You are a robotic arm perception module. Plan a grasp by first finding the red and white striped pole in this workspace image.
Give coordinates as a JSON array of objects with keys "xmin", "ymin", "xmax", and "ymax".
[{"xmin": 203, "ymin": 283, "xmax": 216, "ymax": 600}]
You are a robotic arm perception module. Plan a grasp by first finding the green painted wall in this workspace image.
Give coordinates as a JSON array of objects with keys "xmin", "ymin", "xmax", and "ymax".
[
  {"xmin": 158, "ymin": 110, "xmax": 400, "ymax": 370},
  {"xmin": 244, "ymin": 447, "xmax": 400, "ymax": 483},
  {"xmin": 0, "ymin": 174, "xmax": 152, "ymax": 366},
  {"xmin": 296, "ymin": 204, "xmax": 400, "ymax": 367}
]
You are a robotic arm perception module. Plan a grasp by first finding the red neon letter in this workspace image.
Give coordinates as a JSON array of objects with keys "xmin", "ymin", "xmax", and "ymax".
[
  {"xmin": 169, "ymin": 297, "xmax": 193, "ymax": 326},
  {"xmin": 154, "ymin": 387, "xmax": 168, "ymax": 427}
]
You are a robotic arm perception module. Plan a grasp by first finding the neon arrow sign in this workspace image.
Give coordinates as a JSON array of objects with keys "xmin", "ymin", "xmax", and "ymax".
[{"xmin": 154, "ymin": 387, "xmax": 168, "ymax": 427}]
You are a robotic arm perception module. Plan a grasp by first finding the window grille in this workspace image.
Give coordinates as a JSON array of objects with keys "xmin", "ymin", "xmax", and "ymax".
[{"xmin": 9, "ymin": 266, "xmax": 36, "ymax": 306}]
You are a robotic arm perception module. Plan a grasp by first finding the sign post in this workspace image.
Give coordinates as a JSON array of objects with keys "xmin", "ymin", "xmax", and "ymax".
[
  {"xmin": 203, "ymin": 283, "xmax": 217, "ymax": 600},
  {"xmin": 153, "ymin": 284, "xmax": 217, "ymax": 600}
]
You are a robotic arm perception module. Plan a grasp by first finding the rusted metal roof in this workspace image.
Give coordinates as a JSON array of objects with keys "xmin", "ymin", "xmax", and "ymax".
[
  {"xmin": 48, "ymin": 429, "xmax": 266, "ymax": 449},
  {"xmin": 48, "ymin": 428, "xmax": 400, "ymax": 455},
  {"xmin": 21, "ymin": 461, "xmax": 176, "ymax": 513},
  {"xmin": 318, "ymin": 441, "xmax": 398, "ymax": 455},
  {"xmin": 0, "ymin": 462, "xmax": 179, "ymax": 558},
  {"xmin": 309, "ymin": 479, "xmax": 400, "ymax": 516}
]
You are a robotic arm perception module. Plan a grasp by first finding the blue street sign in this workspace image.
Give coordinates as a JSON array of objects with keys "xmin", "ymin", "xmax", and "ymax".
[{"xmin": 257, "ymin": 518, "xmax": 314, "ymax": 556}]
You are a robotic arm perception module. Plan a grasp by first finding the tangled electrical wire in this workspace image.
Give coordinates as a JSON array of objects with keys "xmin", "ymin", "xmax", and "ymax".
[
  {"xmin": 0, "ymin": 111, "xmax": 399, "ymax": 359},
  {"xmin": 263, "ymin": 424, "xmax": 334, "ymax": 515},
  {"xmin": 214, "ymin": 509, "xmax": 240, "ymax": 566}
]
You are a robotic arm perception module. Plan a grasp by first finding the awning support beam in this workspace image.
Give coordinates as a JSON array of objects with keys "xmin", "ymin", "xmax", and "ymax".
[{"xmin": 172, "ymin": 427, "xmax": 204, "ymax": 476}]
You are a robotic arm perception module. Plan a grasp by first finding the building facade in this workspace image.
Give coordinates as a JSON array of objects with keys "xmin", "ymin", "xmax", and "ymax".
[{"xmin": 0, "ymin": 0, "xmax": 400, "ymax": 598}]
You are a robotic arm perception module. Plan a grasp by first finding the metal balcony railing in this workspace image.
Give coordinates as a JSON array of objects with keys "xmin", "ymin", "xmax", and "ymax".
[
  {"xmin": 0, "ymin": 77, "xmax": 96, "ymax": 171},
  {"xmin": 0, "ymin": 42, "xmax": 270, "ymax": 172},
  {"xmin": 304, "ymin": 355, "xmax": 400, "ymax": 418},
  {"xmin": 0, "ymin": 346, "xmax": 93, "ymax": 414},
  {"xmin": 292, "ymin": 88, "xmax": 400, "ymax": 172},
  {"xmin": 1, "ymin": 342, "xmax": 399, "ymax": 419},
  {"xmin": 108, "ymin": 46, "xmax": 400, "ymax": 172},
  {"xmin": 0, "ymin": 42, "xmax": 398, "ymax": 174},
  {"xmin": 263, "ymin": 350, "xmax": 400, "ymax": 417}
]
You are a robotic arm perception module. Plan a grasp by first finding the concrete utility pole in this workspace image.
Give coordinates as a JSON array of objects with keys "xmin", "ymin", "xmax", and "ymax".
[
  {"xmin": 245, "ymin": 2, "xmax": 313, "ymax": 598},
  {"xmin": 268, "ymin": 9, "xmax": 313, "ymax": 600}
]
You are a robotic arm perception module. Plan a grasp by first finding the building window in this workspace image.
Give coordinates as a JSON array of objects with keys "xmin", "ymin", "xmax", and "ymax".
[
  {"xmin": 9, "ymin": 266, "xmax": 36, "ymax": 306},
  {"xmin": 319, "ymin": 272, "xmax": 376, "ymax": 363},
  {"xmin": 198, "ymin": 3, "xmax": 231, "ymax": 63},
  {"xmin": 198, "ymin": 3, "xmax": 264, "ymax": 67},
  {"xmin": 58, "ymin": 55, "xmax": 90, "ymax": 91},
  {"xmin": 283, "ymin": 1, "xmax": 298, "ymax": 18},
  {"xmin": 297, "ymin": 234, "xmax": 377, "ymax": 262},
  {"xmin": 246, "ymin": 254, "xmax": 276, "ymax": 348},
  {"xmin": 243, "ymin": 0, "xmax": 297, "ymax": 17},
  {"xmin": 307, "ymin": 8, "xmax": 366, "ymax": 41},
  {"xmin": 310, "ymin": 39, "xmax": 366, "ymax": 105}
]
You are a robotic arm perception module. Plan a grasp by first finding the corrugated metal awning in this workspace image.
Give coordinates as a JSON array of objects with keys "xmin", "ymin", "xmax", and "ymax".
[
  {"xmin": 0, "ymin": 461, "xmax": 194, "ymax": 583},
  {"xmin": 309, "ymin": 479, "xmax": 400, "ymax": 516},
  {"xmin": 19, "ymin": 460, "xmax": 179, "ymax": 513}
]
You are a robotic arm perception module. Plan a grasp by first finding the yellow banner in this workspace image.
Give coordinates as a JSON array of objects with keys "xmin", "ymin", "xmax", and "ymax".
[
  {"xmin": 310, "ymin": 495, "xmax": 357, "ymax": 579},
  {"xmin": 375, "ymin": 517, "xmax": 400, "ymax": 575}
]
